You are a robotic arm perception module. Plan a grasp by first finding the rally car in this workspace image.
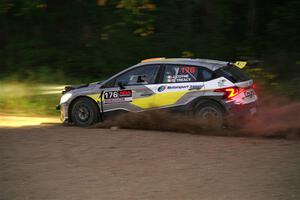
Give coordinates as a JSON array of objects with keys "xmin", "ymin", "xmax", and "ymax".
[{"xmin": 57, "ymin": 58, "xmax": 258, "ymax": 127}]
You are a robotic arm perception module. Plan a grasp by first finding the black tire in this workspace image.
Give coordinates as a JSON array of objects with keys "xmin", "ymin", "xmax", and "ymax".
[
  {"xmin": 194, "ymin": 101, "xmax": 224, "ymax": 129},
  {"xmin": 71, "ymin": 97, "xmax": 100, "ymax": 127}
]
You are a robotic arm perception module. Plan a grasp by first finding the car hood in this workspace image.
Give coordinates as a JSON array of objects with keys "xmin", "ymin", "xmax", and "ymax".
[{"xmin": 62, "ymin": 81, "xmax": 103, "ymax": 94}]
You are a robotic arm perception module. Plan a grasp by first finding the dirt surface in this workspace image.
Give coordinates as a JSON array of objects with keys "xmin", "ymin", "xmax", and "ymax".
[
  {"xmin": 0, "ymin": 114, "xmax": 60, "ymax": 127},
  {"xmin": 0, "ymin": 124, "xmax": 300, "ymax": 200}
]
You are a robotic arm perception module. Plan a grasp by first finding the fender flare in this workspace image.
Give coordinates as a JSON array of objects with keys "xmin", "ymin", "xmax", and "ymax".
[
  {"xmin": 68, "ymin": 96, "xmax": 102, "ymax": 123},
  {"xmin": 190, "ymin": 97, "xmax": 227, "ymax": 115}
]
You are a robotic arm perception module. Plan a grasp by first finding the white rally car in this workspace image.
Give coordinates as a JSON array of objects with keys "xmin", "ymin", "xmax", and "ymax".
[{"xmin": 57, "ymin": 58, "xmax": 258, "ymax": 127}]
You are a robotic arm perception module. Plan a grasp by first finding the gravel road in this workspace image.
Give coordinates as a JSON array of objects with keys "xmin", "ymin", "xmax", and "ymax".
[{"xmin": 0, "ymin": 125, "xmax": 300, "ymax": 200}]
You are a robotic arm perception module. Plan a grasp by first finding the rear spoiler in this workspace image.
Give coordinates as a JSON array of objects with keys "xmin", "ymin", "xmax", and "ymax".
[{"xmin": 233, "ymin": 61, "xmax": 247, "ymax": 69}]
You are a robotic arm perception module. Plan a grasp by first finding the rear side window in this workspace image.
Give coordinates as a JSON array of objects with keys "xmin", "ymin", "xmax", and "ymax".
[
  {"xmin": 163, "ymin": 65, "xmax": 198, "ymax": 83},
  {"xmin": 201, "ymin": 68, "xmax": 214, "ymax": 81},
  {"xmin": 215, "ymin": 65, "xmax": 250, "ymax": 83}
]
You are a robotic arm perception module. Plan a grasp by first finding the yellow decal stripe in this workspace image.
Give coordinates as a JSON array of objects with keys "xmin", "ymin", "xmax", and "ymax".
[
  {"xmin": 131, "ymin": 91, "xmax": 189, "ymax": 109},
  {"xmin": 87, "ymin": 94, "xmax": 101, "ymax": 102}
]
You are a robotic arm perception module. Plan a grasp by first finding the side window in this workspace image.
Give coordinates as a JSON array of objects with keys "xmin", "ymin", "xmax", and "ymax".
[
  {"xmin": 163, "ymin": 65, "xmax": 198, "ymax": 83},
  {"xmin": 102, "ymin": 79, "xmax": 115, "ymax": 88},
  {"xmin": 114, "ymin": 65, "xmax": 159, "ymax": 86},
  {"xmin": 201, "ymin": 68, "xmax": 214, "ymax": 81}
]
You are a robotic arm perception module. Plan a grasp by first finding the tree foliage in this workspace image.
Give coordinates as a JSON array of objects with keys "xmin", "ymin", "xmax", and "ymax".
[{"xmin": 0, "ymin": 0, "xmax": 299, "ymax": 82}]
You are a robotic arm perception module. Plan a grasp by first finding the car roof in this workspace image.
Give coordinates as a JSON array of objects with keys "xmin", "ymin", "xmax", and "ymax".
[
  {"xmin": 134, "ymin": 58, "xmax": 230, "ymax": 71},
  {"xmin": 100, "ymin": 58, "xmax": 230, "ymax": 86}
]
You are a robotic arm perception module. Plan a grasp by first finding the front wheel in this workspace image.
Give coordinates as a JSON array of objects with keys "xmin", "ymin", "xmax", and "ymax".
[
  {"xmin": 71, "ymin": 97, "xmax": 100, "ymax": 127},
  {"xmin": 195, "ymin": 102, "xmax": 224, "ymax": 130}
]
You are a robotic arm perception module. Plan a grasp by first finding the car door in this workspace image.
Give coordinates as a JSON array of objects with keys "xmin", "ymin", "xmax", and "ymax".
[
  {"xmin": 101, "ymin": 64, "xmax": 161, "ymax": 113},
  {"xmin": 153, "ymin": 64, "xmax": 205, "ymax": 108}
]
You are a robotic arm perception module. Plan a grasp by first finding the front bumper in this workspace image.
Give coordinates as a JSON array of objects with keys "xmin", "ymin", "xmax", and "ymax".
[{"xmin": 56, "ymin": 103, "xmax": 69, "ymax": 124}]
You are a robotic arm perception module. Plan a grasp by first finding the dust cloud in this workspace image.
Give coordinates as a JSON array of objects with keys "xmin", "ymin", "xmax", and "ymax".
[
  {"xmin": 94, "ymin": 110, "xmax": 227, "ymax": 136},
  {"xmin": 238, "ymin": 95, "xmax": 300, "ymax": 138},
  {"xmin": 94, "ymin": 90, "xmax": 300, "ymax": 139}
]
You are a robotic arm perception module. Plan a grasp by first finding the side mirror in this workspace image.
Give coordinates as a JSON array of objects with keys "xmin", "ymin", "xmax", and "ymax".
[{"xmin": 118, "ymin": 81, "xmax": 126, "ymax": 90}]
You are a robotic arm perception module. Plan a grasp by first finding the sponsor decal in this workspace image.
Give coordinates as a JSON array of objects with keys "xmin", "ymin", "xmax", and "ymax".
[
  {"xmin": 167, "ymin": 85, "xmax": 189, "ymax": 90},
  {"xmin": 157, "ymin": 84, "xmax": 203, "ymax": 92},
  {"xmin": 218, "ymin": 79, "xmax": 226, "ymax": 87},
  {"xmin": 157, "ymin": 85, "xmax": 167, "ymax": 92},
  {"xmin": 244, "ymin": 90, "xmax": 255, "ymax": 98},
  {"xmin": 167, "ymin": 74, "xmax": 193, "ymax": 82},
  {"xmin": 189, "ymin": 85, "xmax": 204, "ymax": 90},
  {"xmin": 103, "ymin": 90, "xmax": 132, "ymax": 104},
  {"xmin": 165, "ymin": 66, "xmax": 198, "ymax": 83},
  {"xmin": 119, "ymin": 90, "xmax": 132, "ymax": 97}
]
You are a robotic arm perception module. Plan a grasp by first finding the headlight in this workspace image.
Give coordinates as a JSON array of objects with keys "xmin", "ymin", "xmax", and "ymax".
[{"xmin": 60, "ymin": 93, "xmax": 72, "ymax": 104}]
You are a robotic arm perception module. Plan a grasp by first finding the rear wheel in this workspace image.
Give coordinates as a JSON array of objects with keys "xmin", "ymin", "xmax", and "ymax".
[
  {"xmin": 71, "ymin": 97, "xmax": 100, "ymax": 127},
  {"xmin": 195, "ymin": 102, "xmax": 224, "ymax": 129}
]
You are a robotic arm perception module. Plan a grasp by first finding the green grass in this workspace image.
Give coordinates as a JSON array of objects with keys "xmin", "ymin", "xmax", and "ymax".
[
  {"xmin": 0, "ymin": 76, "xmax": 299, "ymax": 118},
  {"xmin": 0, "ymin": 82, "xmax": 63, "ymax": 116}
]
